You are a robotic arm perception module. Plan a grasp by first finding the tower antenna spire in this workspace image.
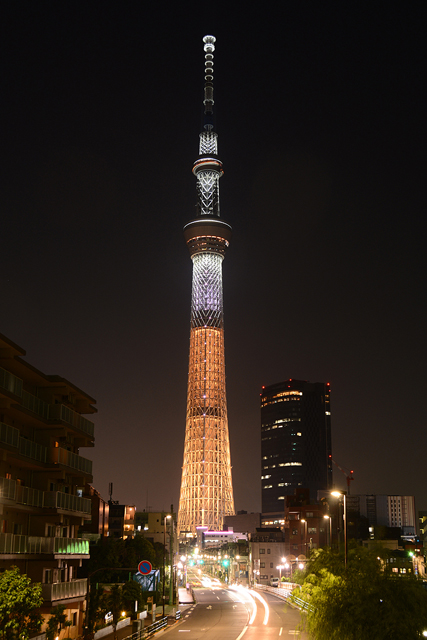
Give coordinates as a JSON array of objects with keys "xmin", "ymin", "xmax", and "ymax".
[{"xmin": 202, "ymin": 35, "xmax": 216, "ymax": 130}]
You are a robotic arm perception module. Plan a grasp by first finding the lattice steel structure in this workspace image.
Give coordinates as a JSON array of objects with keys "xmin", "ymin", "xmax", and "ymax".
[{"xmin": 178, "ymin": 36, "xmax": 235, "ymax": 537}]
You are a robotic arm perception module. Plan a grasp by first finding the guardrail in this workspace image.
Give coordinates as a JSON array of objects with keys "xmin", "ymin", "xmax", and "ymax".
[{"xmin": 124, "ymin": 617, "xmax": 168, "ymax": 640}]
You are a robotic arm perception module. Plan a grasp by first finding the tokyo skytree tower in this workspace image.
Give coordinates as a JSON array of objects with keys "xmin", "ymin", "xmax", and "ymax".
[{"xmin": 178, "ymin": 35, "xmax": 235, "ymax": 536}]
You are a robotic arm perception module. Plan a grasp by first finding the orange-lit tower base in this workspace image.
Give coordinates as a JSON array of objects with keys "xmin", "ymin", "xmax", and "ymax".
[{"xmin": 178, "ymin": 36, "xmax": 234, "ymax": 537}]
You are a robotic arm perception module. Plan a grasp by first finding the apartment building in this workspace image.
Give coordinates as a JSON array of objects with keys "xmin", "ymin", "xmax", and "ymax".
[{"xmin": 0, "ymin": 332, "xmax": 95, "ymax": 637}]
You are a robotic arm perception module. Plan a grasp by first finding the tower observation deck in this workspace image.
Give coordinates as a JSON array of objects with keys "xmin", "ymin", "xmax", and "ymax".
[{"xmin": 178, "ymin": 36, "xmax": 235, "ymax": 537}]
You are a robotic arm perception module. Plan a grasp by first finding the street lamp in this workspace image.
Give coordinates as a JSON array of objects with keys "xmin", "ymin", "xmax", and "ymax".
[
  {"xmin": 300, "ymin": 519, "xmax": 308, "ymax": 557},
  {"xmin": 276, "ymin": 564, "xmax": 284, "ymax": 580},
  {"xmin": 324, "ymin": 514, "xmax": 332, "ymax": 547},
  {"xmin": 331, "ymin": 491, "xmax": 347, "ymax": 568},
  {"xmin": 163, "ymin": 515, "xmax": 171, "ymax": 617}
]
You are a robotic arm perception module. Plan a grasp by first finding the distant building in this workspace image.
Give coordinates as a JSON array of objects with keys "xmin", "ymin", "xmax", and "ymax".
[
  {"xmin": 260, "ymin": 379, "xmax": 333, "ymax": 516},
  {"xmin": 0, "ymin": 332, "xmax": 95, "ymax": 637},
  {"xmin": 224, "ymin": 511, "xmax": 261, "ymax": 535},
  {"xmin": 348, "ymin": 495, "xmax": 416, "ymax": 536},
  {"xmin": 284, "ymin": 489, "xmax": 329, "ymax": 557},
  {"xmin": 80, "ymin": 484, "xmax": 109, "ymax": 540},
  {"xmin": 108, "ymin": 502, "xmax": 135, "ymax": 539},
  {"xmin": 249, "ymin": 528, "xmax": 286, "ymax": 586},
  {"xmin": 196, "ymin": 526, "xmax": 247, "ymax": 549},
  {"xmin": 135, "ymin": 510, "xmax": 176, "ymax": 552}
]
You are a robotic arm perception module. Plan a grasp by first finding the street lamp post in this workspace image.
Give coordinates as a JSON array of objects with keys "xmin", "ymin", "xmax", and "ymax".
[
  {"xmin": 324, "ymin": 514, "xmax": 332, "ymax": 547},
  {"xmin": 331, "ymin": 491, "xmax": 347, "ymax": 568},
  {"xmin": 300, "ymin": 519, "xmax": 308, "ymax": 557},
  {"xmin": 163, "ymin": 515, "xmax": 171, "ymax": 617}
]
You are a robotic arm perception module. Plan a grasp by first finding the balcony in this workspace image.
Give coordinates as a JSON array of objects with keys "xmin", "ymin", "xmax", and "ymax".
[
  {"xmin": 42, "ymin": 578, "xmax": 87, "ymax": 602},
  {"xmin": 50, "ymin": 447, "xmax": 92, "ymax": 476},
  {"xmin": 19, "ymin": 437, "xmax": 48, "ymax": 463},
  {"xmin": 0, "ymin": 422, "xmax": 19, "ymax": 448},
  {"xmin": 0, "ymin": 478, "xmax": 91, "ymax": 513},
  {"xmin": 49, "ymin": 404, "xmax": 94, "ymax": 438},
  {"xmin": 0, "ymin": 477, "xmax": 16, "ymax": 501},
  {"xmin": 21, "ymin": 390, "xmax": 50, "ymax": 420},
  {"xmin": 43, "ymin": 491, "xmax": 91, "ymax": 514},
  {"xmin": 0, "ymin": 533, "xmax": 89, "ymax": 555},
  {"xmin": 0, "ymin": 366, "xmax": 23, "ymax": 397},
  {"xmin": 0, "ymin": 478, "xmax": 44, "ymax": 508},
  {"xmin": 16, "ymin": 484, "xmax": 44, "ymax": 508}
]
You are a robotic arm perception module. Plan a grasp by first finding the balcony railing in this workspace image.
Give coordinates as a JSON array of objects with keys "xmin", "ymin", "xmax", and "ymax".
[
  {"xmin": 0, "ymin": 477, "xmax": 16, "ymax": 501},
  {"xmin": 43, "ymin": 491, "xmax": 91, "ymax": 514},
  {"xmin": 0, "ymin": 533, "xmax": 89, "ymax": 555},
  {"xmin": 0, "ymin": 367, "xmax": 23, "ymax": 397},
  {"xmin": 19, "ymin": 437, "xmax": 48, "ymax": 463},
  {"xmin": 0, "ymin": 478, "xmax": 90, "ymax": 513},
  {"xmin": 17, "ymin": 391, "xmax": 94, "ymax": 439},
  {"xmin": 49, "ymin": 404, "xmax": 94, "ymax": 438},
  {"xmin": 0, "ymin": 422, "xmax": 19, "ymax": 448},
  {"xmin": 42, "ymin": 578, "xmax": 87, "ymax": 602},
  {"xmin": 50, "ymin": 447, "xmax": 92, "ymax": 475},
  {"xmin": 21, "ymin": 390, "xmax": 50, "ymax": 420},
  {"xmin": 15, "ymin": 484, "xmax": 44, "ymax": 508}
]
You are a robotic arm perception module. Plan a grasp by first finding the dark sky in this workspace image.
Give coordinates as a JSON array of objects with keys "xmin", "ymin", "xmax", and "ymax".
[{"xmin": 2, "ymin": 3, "xmax": 426, "ymax": 515}]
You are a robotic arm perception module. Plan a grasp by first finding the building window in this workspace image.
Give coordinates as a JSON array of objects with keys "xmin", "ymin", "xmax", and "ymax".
[
  {"xmin": 306, "ymin": 512, "xmax": 314, "ymax": 518},
  {"xmin": 292, "ymin": 529, "xmax": 298, "ymax": 535},
  {"xmin": 267, "ymin": 549, "xmax": 271, "ymax": 554},
  {"xmin": 270, "ymin": 563, "xmax": 273, "ymax": 568},
  {"xmin": 73, "ymin": 612, "xmax": 77, "ymax": 626},
  {"xmin": 259, "ymin": 549, "xmax": 265, "ymax": 554},
  {"xmin": 308, "ymin": 527, "xmax": 317, "ymax": 534},
  {"xmin": 260, "ymin": 563, "xmax": 265, "ymax": 568}
]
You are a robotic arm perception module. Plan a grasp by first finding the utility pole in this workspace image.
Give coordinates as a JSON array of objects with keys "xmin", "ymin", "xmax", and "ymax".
[{"xmin": 169, "ymin": 504, "xmax": 174, "ymax": 605}]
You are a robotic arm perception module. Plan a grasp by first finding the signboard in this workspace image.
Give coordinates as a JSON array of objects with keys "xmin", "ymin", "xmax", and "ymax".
[
  {"xmin": 138, "ymin": 560, "xmax": 152, "ymax": 575},
  {"xmin": 134, "ymin": 569, "xmax": 159, "ymax": 592}
]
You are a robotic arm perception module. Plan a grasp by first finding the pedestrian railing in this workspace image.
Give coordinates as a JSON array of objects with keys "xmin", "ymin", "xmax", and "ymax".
[{"xmin": 124, "ymin": 617, "xmax": 168, "ymax": 640}]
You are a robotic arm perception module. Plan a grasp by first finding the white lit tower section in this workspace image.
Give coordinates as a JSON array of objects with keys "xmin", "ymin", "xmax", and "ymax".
[{"xmin": 178, "ymin": 36, "xmax": 235, "ymax": 537}]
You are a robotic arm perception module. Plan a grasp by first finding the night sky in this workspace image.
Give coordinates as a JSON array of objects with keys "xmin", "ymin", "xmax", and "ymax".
[{"xmin": 2, "ymin": 3, "xmax": 426, "ymax": 516}]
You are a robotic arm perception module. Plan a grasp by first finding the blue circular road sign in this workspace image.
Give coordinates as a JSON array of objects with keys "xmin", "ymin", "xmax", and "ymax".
[{"xmin": 138, "ymin": 560, "xmax": 153, "ymax": 575}]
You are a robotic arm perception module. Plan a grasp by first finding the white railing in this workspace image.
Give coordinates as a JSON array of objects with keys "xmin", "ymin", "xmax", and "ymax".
[
  {"xmin": 42, "ymin": 578, "xmax": 87, "ymax": 601},
  {"xmin": 0, "ymin": 533, "xmax": 89, "ymax": 555}
]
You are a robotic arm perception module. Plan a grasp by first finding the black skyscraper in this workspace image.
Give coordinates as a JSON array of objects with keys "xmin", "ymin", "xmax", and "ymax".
[{"xmin": 261, "ymin": 379, "xmax": 333, "ymax": 512}]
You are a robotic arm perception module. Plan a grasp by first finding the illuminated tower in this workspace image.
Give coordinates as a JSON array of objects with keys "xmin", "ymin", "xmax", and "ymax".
[{"xmin": 178, "ymin": 35, "xmax": 234, "ymax": 537}]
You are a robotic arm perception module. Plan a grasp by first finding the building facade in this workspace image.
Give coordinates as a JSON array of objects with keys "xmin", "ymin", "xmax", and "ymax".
[
  {"xmin": 261, "ymin": 379, "xmax": 333, "ymax": 513},
  {"xmin": 0, "ymin": 332, "xmax": 94, "ymax": 637},
  {"xmin": 178, "ymin": 35, "xmax": 234, "ymax": 537},
  {"xmin": 348, "ymin": 494, "xmax": 416, "ymax": 536}
]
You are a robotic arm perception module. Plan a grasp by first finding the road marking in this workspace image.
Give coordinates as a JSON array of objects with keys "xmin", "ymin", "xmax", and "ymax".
[
  {"xmin": 217, "ymin": 596, "xmax": 220, "ymax": 600},
  {"xmin": 235, "ymin": 625, "xmax": 248, "ymax": 640},
  {"xmin": 178, "ymin": 630, "xmax": 191, "ymax": 632},
  {"xmin": 207, "ymin": 605, "xmax": 212, "ymax": 609},
  {"xmin": 288, "ymin": 632, "xmax": 299, "ymax": 635},
  {"xmin": 279, "ymin": 628, "xmax": 283, "ymax": 636}
]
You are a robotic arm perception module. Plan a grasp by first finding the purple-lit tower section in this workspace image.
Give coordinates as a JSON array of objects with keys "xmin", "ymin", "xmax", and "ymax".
[{"xmin": 178, "ymin": 36, "xmax": 235, "ymax": 537}]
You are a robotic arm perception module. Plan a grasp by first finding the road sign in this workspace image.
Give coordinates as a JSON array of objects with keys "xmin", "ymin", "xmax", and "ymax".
[{"xmin": 138, "ymin": 560, "xmax": 153, "ymax": 575}]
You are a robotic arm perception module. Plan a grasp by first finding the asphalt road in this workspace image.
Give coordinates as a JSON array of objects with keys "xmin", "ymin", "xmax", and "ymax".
[{"xmin": 162, "ymin": 578, "xmax": 309, "ymax": 640}]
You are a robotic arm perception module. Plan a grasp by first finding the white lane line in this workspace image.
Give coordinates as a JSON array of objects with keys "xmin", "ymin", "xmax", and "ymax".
[
  {"xmin": 235, "ymin": 625, "xmax": 249, "ymax": 640},
  {"xmin": 279, "ymin": 628, "xmax": 283, "ymax": 636}
]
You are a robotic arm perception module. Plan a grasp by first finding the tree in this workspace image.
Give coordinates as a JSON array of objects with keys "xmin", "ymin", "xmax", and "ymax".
[
  {"xmin": 293, "ymin": 544, "xmax": 427, "ymax": 640},
  {"xmin": 46, "ymin": 605, "xmax": 67, "ymax": 640},
  {"xmin": 0, "ymin": 566, "xmax": 43, "ymax": 640},
  {"xmin": 122, "ymin": 581, "xmax": 142, "ymax": 616}
]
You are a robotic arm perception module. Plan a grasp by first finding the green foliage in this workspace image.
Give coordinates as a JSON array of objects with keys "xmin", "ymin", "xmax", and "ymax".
[
  {"xmin": 122, "ymin": 581, "xmax": 142, "ymax": 611},
  {"xmin": 106, "ymin": 585, "xmax": 123, "ymax": 626},
  {"xmin": 46, "ymin": 605, "xmax": 67, "ymax": 640},
  {"xmin": 294, "ymin": 544, "xmax": 427, "ymax": 640},
  {"xmin": 0, "ymin": 566, "xmax": 43, "ymax": 640}
]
